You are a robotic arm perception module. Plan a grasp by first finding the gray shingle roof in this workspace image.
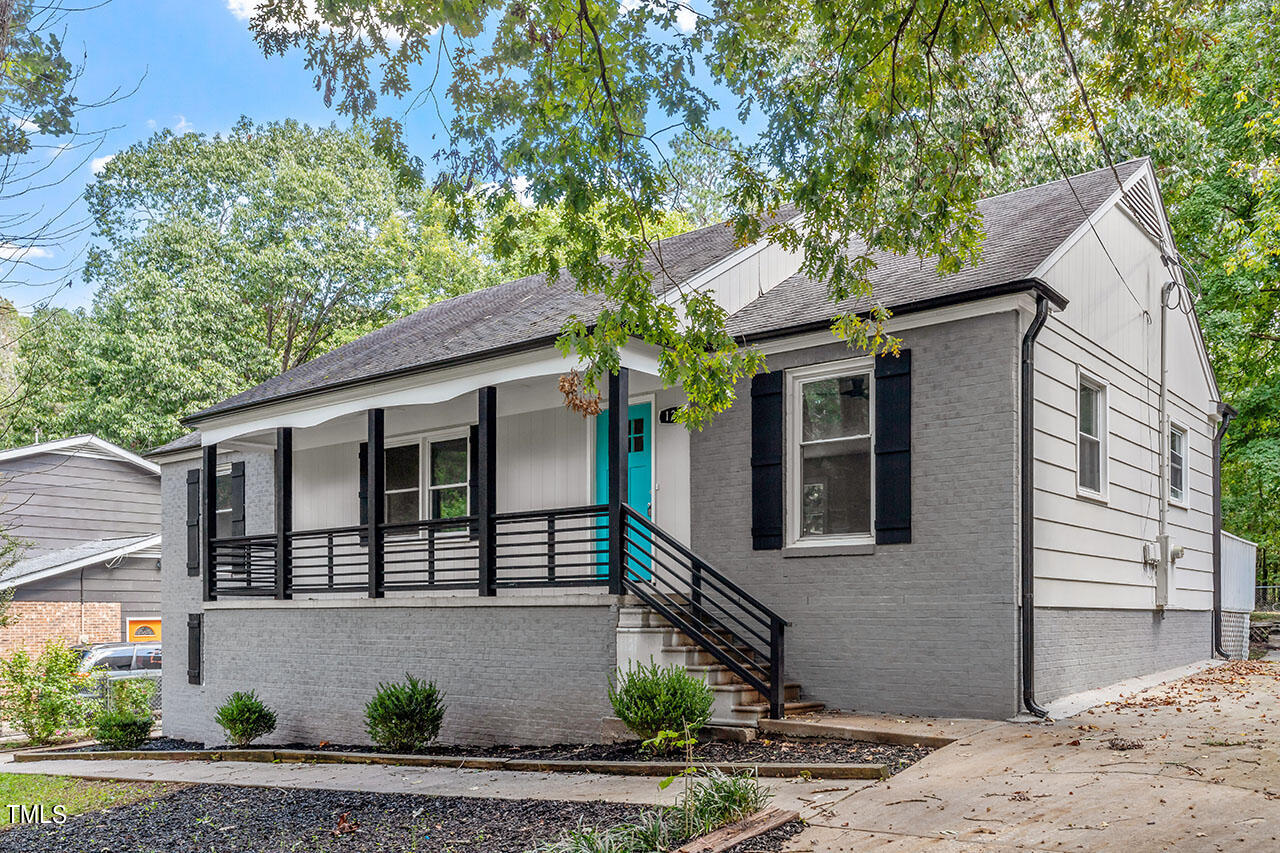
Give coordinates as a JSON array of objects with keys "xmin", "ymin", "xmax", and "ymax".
[
  {"xmin": 177, "ymin": 160, "xmax": 1145, "ymax": 433},
  {"xmin": 1, "ymin": 535, "xmax": 158, "ymax": 588},
  {"xmin": 185, "ymin": 216, "xmax": 764, "ymax": 424},
  {"xmin": 727, "ymin": 159, "xmax": 1144, "ymax": 338}
]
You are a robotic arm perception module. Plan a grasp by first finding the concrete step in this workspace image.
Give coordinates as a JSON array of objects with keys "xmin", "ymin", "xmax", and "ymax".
[{"xmin": 731, "ymin": 700, "xmax": 827, "ymax": 718}]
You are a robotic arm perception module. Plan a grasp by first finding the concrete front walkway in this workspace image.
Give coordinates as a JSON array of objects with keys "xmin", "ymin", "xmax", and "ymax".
[
  {"xmin": 0, "ymin": 750, "xmax": 849, "ymax": 813},
  {"xmin": 786, "ymin": 659, "xmax": 1280, "ymax": 851}
]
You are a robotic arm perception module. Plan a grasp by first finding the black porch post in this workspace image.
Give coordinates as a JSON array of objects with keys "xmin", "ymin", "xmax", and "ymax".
[
  {"xmin": 608, "ymin": 367, "xmax": 629, "ymax": 595},
  {"xmin": 202, "ymin": 443, "xmax": 218, "ymax": 602},
  {"xmin": 275, "ymin": 427, "xmax": 293, "ymax": 600},
  {"xmin": 476, "ymin": 386, "xmax": 497, "ymax": 596},
  {"xmin": 367, "ymin": 409, "xmax": 385, "ymax": 598}
]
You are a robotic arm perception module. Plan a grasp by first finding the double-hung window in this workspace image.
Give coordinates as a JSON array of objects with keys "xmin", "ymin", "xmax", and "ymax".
[
  {"xmin": 1077, "ymin": 375, "xmax": 1108, "ymax": 497},
  {"xmin": 1169, "ymin": 424, "xmax": 1187, "ymax": 505},
  {"xmin": 428, "ymin": 436, "xmax": 469, "ymax": 521},
  {"xmin": 788, "ymin": 360, "xmax": 874, "ymax": 543},
  {"xmin": 384, "ymin": 444, "xmax": 421, "ymax": 525},
  {"xmin": 214, "ymin": 464, "xmax": 233, "ymax": 537},
  {"xmin": 365, "ymin": 432, "xmax": 470, "ymax": 527}
]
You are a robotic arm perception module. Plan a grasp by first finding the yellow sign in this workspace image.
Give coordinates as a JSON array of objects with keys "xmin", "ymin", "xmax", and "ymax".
[{"xmin": 127, "ymin": 619, "xmax": 161, "ymax": 643}]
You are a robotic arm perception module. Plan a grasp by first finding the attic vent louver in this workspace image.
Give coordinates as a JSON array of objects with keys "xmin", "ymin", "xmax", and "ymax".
[{"xmin": 1121, "ymin": 176, "xmax": 1163, "ymax": 241}]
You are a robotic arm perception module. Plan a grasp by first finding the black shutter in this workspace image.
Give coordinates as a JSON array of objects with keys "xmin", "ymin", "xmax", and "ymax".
[
  {"xmin": 469, "ymin": 424, "xmax": 480, "ymax": 538},
  {"xmin": 186, "ymin": 469, "xmax": 201, "ymax": 576},
  {"xmin": 875, "ymin": 349, "xmax": 912, "ymax": 544},
  {"xmin": 751, "ymin": 371, "xmax": 785, "ymax": 550},
  {"xmin": 229, "ymin": 461, "xmax": 246, "ymax": 536},
  {"xmin": 186, "ymin": 613, "xmax": 203, "ymax": 685},
  {"xmin": 358, "ymin": 442, "xmax": 369, "ymax": 526}
]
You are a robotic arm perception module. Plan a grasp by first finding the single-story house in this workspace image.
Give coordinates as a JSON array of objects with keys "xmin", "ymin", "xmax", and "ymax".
[
  {"xmin": 150, "ymin": 159, "xmax": 1240, "ymax": 746},
  {"xmin": 0, "ymin": 435, "xmax": 163, "ymax": 655}
]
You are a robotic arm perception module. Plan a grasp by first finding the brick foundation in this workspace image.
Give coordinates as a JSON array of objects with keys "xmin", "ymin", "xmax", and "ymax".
[{"xmin": 0, "ymin": 600, "xmax": 122, "ymax": 655}]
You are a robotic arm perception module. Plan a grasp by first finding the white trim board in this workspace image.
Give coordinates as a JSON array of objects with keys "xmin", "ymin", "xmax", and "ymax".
[
  {"xmin": 0, "ymin": 435, "xmax": 160, "ymax": 476},
  {"xmin": 0, "ymin": 534, "xmax": 162, "ymax": 591}
]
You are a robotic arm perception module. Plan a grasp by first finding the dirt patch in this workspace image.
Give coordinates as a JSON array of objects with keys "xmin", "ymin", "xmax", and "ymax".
[{"xmin": 0, "ymin": 784, "xmax": 647, "ymax": 852}]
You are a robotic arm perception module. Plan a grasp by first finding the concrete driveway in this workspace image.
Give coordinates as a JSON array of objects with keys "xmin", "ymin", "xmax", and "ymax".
[{"xmin": 789, "ymin": 660, "xmax": 1280, "ymax": 851}]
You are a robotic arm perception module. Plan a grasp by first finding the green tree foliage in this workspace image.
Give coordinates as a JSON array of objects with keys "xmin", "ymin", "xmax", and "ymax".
[
  {"xmin": 11, "ymin": 119, "xmax": 497, "ymax": 451},
  {"xmin": 0, "ymin": 0, "xmax": 77, "ymax": 157},
  {"xmin": 249, "ymin": 0, "xmax": 1201, "ymax": 427}
]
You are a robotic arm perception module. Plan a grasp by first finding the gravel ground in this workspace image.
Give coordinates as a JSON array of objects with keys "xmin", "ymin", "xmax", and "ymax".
[
  {"xmin": 0, "ymin": 785, "xmax": 648, "ymax": 853},
  {"xmin": 74, "ymin": 736, "xmax": 930, "ymax": 772},
  {"xmin": 726, "ymin": 819, "xmax": 806, "ymax": 853}
]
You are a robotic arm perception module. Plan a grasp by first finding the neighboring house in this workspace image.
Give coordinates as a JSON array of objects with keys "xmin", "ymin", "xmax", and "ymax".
[
  {"xmin": 0, "ymin": 435, "xmax": 163, "ymax": 655},
  {"xmin": 151, "ymin": 159, "xmax": 1239, "ymax": 747}
]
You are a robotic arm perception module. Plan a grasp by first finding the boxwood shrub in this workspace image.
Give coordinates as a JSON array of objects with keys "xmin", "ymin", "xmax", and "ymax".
[
  {"xmin": 608, "ymin": 662, "xmax": 713, "ymax": 747},
  {"xmin": 365, "ymin": 675, "xmax": 446, "ymax": 753},
  {"xmin": 214, "ymin": 690, "xmax": 277, "ymax": 746}
]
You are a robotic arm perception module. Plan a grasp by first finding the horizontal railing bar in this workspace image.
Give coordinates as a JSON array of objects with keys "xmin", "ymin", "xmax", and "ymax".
[
  {"xmin": 289, "ymin": 524, "xmax": 367, "ymax": 538},
  {"xmin": 492, "ymin": 504, "xmax": 608, "ymax": 522},
  {"xmin": 623, "ymin": 504, "xmax": 785, "ymax": 625}
]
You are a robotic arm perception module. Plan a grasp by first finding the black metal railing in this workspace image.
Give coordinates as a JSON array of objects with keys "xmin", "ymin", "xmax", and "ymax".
[
  {"xmin": 382, "ymin": 516, "xmax": 480, "ymax": 591},
  {"xmin": 620, "ymin": 504, "xmax": 788, "ymax": 718},
  {"xmin": 209, "ymin": 533, "xmax": 277, "ymax": 596},
  {"xmin": 494, "ymin": 504, "xmax": 610, "ymax": 588},
  {"xmin": 288, "ymin": 525, "xmax": 367, "ymax": 594}
]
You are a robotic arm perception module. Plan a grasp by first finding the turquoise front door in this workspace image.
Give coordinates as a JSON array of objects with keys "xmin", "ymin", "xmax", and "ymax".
[{"xmin": 595, "ymin": 402, "xmax": 653, "ymax": 577}]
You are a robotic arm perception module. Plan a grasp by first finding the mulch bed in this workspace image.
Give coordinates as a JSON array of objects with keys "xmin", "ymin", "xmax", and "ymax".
[
  {"xmin": 0, "ymin": 784, "xmax": 648, "ymax": 852},
  {"xmin": 726, "ymin": 819, "xmax": 807, "ymax": 852},
  {"xmin": 69, "ymin": 735, "xmax": 930, "ymax": 773}
]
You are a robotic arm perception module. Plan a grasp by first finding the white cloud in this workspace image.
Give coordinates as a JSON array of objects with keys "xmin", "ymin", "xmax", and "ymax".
[
  {"xmin": 10, "ymin": 117, "xmax": 39, "ymax": 133},
  {"xmin": 226, "ymin": 0, "xmax": 259, "ymax": 21},
  {"xmin": 174, "ymin": 115, "xmax": 193, "ymax": 133},
  {"xmin": 0, "ymin": 243, "xmax": 53, "ymax": 262},
  {"xmin": 146, "ymin": 119, "xmax": 157, "ymax": 131},
  {"xmin": 91, "ymin": 154, "xmax": 115, "ymax": 174}
]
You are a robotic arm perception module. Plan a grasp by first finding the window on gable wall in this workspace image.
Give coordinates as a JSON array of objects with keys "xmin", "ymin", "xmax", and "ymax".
[
  {"xmin": 1077, "ymin": 377, "xmax": 1107, "ymax": 496},
  {"xmin": 1170, "ymin": 424, "xmax": 1187, "ymax": 504},
  {"xmin": 789, "ymin": 363, "xmax": 874, "ymax": 541}
]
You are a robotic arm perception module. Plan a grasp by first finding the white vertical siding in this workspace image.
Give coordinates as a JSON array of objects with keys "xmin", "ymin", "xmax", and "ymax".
[
  {"xmin": 495, "ymin": 406, "xmax": 592, "ymax": 513},
  {"xmin": 1035, "ymin": 202, "xmax": 1219, "ymax": 611},
  {"xmin": 1221, "ymin": 532, "xmax": 1257, "ymax": 613}
]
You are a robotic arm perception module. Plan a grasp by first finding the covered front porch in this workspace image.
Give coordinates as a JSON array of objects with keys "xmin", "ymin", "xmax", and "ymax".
[{"xmin": 188, "ymin": 343, "xmax": 787, "ymax": 718}]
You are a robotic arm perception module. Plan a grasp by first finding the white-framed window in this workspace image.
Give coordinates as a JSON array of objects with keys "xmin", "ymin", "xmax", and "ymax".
[
  {"xmin": 786, "ymin": 358, "xmax": 874, "ymax": 545},
  {"xmin": 1076, "ymin": 372, "xmax": 1108, "ymax": 498},
  {"xmin": 1169, "ymin": 422, "xmax": 1188, "ymax": 506},
  {"xmin": 426, "ymin": 433, "xmax": 470, "ymax": 521},
  {"xmin": 370, "ymin": 429, "xmax": 470, "ymax": 527},
  {"xmin": 383, "ymin": 442, "xmax": 421, "ymax": 525},
  {"xmin": 214, "ymin": 463, "xmax": 233, "ymax": 538}
]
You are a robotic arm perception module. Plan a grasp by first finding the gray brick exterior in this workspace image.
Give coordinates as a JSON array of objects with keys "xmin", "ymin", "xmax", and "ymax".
[
  {"xmin": 1034, "ymin": 608, "xmax": 1211, "ymax": 700},
  {"xmin": 691, "ymin": 312, "xmax": 1025, "ymax": 719}
]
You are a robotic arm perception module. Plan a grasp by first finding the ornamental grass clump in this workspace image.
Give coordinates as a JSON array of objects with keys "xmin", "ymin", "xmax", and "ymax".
[
  {"xmin": 214, "ymin": 690, "xmax": 277, "ymax": 746},
  {"xmin": 365, "ymin": 675, "xmax": 446, "ymax": 753},
  {"xmin": 607, "ymin": 662, "xmax": 713, "ymax": 748}
]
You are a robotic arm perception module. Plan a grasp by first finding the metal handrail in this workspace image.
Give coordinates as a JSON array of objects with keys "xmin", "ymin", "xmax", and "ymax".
[{"xmin": 620, "ymin": 504, "xmax": 786, "ymax": 718}]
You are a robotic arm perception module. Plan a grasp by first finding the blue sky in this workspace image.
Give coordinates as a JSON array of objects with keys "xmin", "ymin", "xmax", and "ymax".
[
  {"xmin": 4, "ymin": 1, "xmax": 435, "ymax": 310},
  {"xmin": 5, "ymin": 1, "xmax": 729, "ymax": 312}
]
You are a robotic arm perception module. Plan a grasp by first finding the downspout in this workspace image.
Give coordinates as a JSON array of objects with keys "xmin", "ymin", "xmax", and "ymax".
[
  {"xmin": 1021, "ymin": 294, "xmax": 1051, "ymax": 718},
  {"xmin": 1212, "ymin": 402, "xmax": 1237, "ymax": 658}
]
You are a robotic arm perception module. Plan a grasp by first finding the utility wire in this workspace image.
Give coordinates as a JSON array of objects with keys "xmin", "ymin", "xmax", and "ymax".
[{"xmin": 976, "ymin": 0, "xmax": 1148, "ymax": 316}]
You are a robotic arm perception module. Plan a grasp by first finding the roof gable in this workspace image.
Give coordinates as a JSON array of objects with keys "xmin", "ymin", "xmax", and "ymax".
[{"xmin": 0, "ymin": 435, "xmax": 160, "ymax": 476}]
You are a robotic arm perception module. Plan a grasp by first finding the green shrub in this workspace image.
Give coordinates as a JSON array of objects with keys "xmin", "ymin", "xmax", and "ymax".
[
  {"xmin": 214, "ymin": 690, "xmax": 277, "ymax": 746},
  {"xmin": 365, "ymin": 675, "xmax": 445, "ymax": 753},
  {"xmin": 107, "ymin": 678, "xmax": 157, "ymax": 717},
  {"xmin": 91, "ymin": 709, "xmax": 154, "ymax": 750},
  {"xmin": 0, "ymin": 640, "xmax": 96, "ymax": 744},
  {"xmin": 607, "ymin": 663, "xmax": 713, "ymax": 747}
]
